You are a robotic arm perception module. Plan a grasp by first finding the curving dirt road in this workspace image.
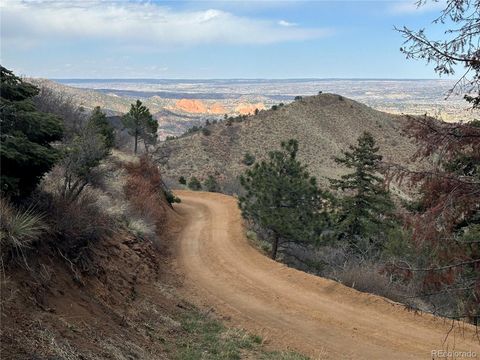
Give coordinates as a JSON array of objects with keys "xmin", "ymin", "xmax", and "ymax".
[{"xmin": 173, "ymin": 190, "xmax": 480, "ymax": 359}]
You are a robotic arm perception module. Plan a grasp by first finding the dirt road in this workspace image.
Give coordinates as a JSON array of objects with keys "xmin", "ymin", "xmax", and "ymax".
[{"xmin": 173, "ymin": 190, "xmax": 480, "ymax": 359}]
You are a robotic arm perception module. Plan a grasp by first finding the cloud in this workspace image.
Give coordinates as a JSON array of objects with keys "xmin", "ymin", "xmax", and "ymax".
[
  {"xmin": 1, "ymin": 0, "xmax": 330, "ymax": 48},
  {"xmin": 278, "ymin": 20, "xmax": 298, "ymax": 27},
  {"xmin": 389, "ymin": 0, "xmax": 444, "ymax": 14}
]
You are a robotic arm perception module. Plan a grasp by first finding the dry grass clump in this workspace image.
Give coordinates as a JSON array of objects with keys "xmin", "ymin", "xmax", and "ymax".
[
  {"xmin": 0, "ymin": 198, "xmax": 48, "ymax": 259},
  {"xmin": 34, "ymin": 190, "xmax": 112, "ymax": 258}
]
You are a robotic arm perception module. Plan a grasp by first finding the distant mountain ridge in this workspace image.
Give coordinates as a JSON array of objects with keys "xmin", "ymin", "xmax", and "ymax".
[
  {"xmin": 28, "ymin": 78, "xmax": 271, "ymax": 137},
  {"xmin": 155, "ymin": 93, "xmax": 417, "ymax": 192}
]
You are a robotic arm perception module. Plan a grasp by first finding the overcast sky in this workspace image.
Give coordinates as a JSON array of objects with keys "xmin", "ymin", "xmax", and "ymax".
[{"xmin": 1, "ymin": 0, "xmax": 450, "ymax": 79}]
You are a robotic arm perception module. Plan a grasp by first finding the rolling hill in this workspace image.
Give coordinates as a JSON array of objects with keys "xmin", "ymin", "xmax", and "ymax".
[{"xmin": 155, "ymin": 93, "xmax": 417, "ymax": 191}]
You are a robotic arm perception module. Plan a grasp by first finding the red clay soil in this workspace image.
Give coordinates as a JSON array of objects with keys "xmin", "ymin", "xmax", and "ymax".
[
  {"xmin": 0, "ymin": 199, "xmax": 184, "ymax": 359},
  {"xmin": 172, "ymin": 190, "xmax": 480, "ymax": 360}
]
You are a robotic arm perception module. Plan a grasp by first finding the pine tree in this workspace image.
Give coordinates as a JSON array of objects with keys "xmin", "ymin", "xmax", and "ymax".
[
  {"xmin": 330, "ymin": 132, "xmax": 394, "ymax": 255},
  {"xmin": 204, "ymin": 175, "xmax": 220, "ymax": 192},
  {"xmin": 188, "ymin": 177, "xmax": 202, "ymax": 191},
  {"xmin": 122, "ymin": 100, "xmax": 158, "ymax": 154},
  {"xmin": 0, "ymin": 66, "xmax": 63, "ymax": 198},
  {"xmin": 239, "ymin": 139, "xmax": 327, "ymax": 260},
  {"xmin": 88, "ymin": 106, "xmax": 115, "ymax": 149}
]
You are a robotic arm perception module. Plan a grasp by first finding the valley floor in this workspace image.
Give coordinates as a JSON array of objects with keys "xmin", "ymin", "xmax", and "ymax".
[{"xmin": 172, "ymin": 190, "xmax": 480, "ymax": 359}]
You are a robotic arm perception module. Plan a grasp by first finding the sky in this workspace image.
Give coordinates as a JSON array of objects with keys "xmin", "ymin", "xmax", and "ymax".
[{"xmin": 0, "ymin": 0, "xmax": 450, "ymax": 79}]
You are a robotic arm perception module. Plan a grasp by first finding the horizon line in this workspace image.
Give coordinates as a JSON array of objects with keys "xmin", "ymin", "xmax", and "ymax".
[{"xmin": 50, "ymin": 77, "xmax": 446, "ymax": 82}]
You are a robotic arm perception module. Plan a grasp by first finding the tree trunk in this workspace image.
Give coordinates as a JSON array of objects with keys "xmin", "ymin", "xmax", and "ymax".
[
  {"xmin": 134, "ymin": 133, "xmax": 138, "ymax": 154},
  {"xmin": 271, "ymin": 236, "xmax": 279, "ymax": 260}
]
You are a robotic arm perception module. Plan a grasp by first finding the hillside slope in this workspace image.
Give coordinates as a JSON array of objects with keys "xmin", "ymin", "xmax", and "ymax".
[{"xmin": 155, "ymin": 93, "xmax": 416, "ymax": 188}]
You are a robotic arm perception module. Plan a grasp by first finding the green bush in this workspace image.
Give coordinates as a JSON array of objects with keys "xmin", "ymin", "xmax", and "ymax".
[
  {"xmin": 242, "ymin": 152, "xmax": 256, "ymax": 166},
  {"xmin": 179, "ymin": 176, "xmax": 187, "ymax": 185},
  {"xmin": 165, "ymin": 190, "xmax": 181, "ymax": 204},
  {"xmin": 188, "ymin": 177, "xmax": 202, "ymax": 191},
  {"xmin": 204, "ymin": 175, "xmax": 220, "ymax": 192}
]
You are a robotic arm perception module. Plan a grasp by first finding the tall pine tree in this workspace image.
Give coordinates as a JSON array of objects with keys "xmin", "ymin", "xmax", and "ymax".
[
  {"xmin": 239, "ymin": 139, "xmax": 327, "ymax": 260},
  {"xmin": 330, "ymin": 132, "xmax": 394, "ymax": 256},
  {"xmin": 122, "ymin": 100, "xmax": 158, "ymax": 154}
]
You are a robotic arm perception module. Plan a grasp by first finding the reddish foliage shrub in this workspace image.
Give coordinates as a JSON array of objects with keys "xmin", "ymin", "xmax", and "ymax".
[
  {"xmin": 386, "ymin": 116, "xmax": 480, "ymax": 321},
  {"xmin": 124, "ymin": 156, "xmax": 170, "ymax": 232}
]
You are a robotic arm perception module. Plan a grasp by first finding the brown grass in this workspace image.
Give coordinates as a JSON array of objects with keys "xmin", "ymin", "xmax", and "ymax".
[{"xmin": 34, "ymin": 190, "xmax": 112, "ymax": 261}]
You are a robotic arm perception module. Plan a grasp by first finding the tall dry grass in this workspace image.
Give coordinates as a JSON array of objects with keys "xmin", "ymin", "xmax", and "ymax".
[{"xmin": 0, "ymin": 198, "xmax": 48, "ymax": 260}]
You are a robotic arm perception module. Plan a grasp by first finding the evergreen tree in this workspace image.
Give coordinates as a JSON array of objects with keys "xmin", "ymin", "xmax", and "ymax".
[
  {"xmin": 330, "ymin": 132, "xmax": 394, "ymax": 255},
  {"xmin": 188, "ymin": 177, "xmax": 202, "ymax": 191},
  {"xmin": 0, "ymin": 66, "xmax": 63, "ymax": 198},
  {"xmin": 122, "ymin": 100, "xmax": 158, "ymax": 154},
  {"xmin": 239, "ymin": 139, "xmax": 327, "ymax": 260},
  {"xmin": 204, "ymin": 175, "xmax": 220, "ymax": 192},
  {"xmin": 88, "ymin": 106, "xmax": 115, "ymax": 149}
]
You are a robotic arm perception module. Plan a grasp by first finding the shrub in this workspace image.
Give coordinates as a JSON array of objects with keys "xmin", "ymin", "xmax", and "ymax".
[
  {"xmin": 165, "ymin": 190, "xmax": 181, "ymax": 204},
  {"xmin": 178, "ymin": 176, "xmax": 187, "ymax": 185},
  {"xmin": 294, "ymin": 96, "xmax": 303, "ymax": 101},
  {"xmin": 242, "ymin": 152, "xmax": 256, "ymax": 166},
  {"xmin": 204, "ymin": 175, "xmax": 220, "ymax": 192},
  {"xmin": 334, "ymin": 263, "xmax": 409, "ymax": 303},
  {"xmin": 0, "ymin": 198, "xmax": 48, "ymax": 259},
  {"xmin": 33, "ymin": 83, "xmax": 87, "ymax": 140},
  {"xmin": 254, "ymin": 108, "xmax": 259, "ymax": 115},
  {"xmin": 188, "ymin": 177, "xmax": 202, "ymax": 191},
  {"xmin": 36, "ymin": 191, "xmax": 111, "ymax": 258},
  {"xmin": 59, "ymin": 123, "xmax": 109, "ymax": 203},
  {"xmin": 201, "ymin": 127, "xmax": 211, "ymax": 136},
  {"xmin": 124, "ymin": 156, "xmax": 172, "ymax": 232},
  {"xmin": 271, "ymin": 105, "xmax": 278, "ymax": 111}
]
